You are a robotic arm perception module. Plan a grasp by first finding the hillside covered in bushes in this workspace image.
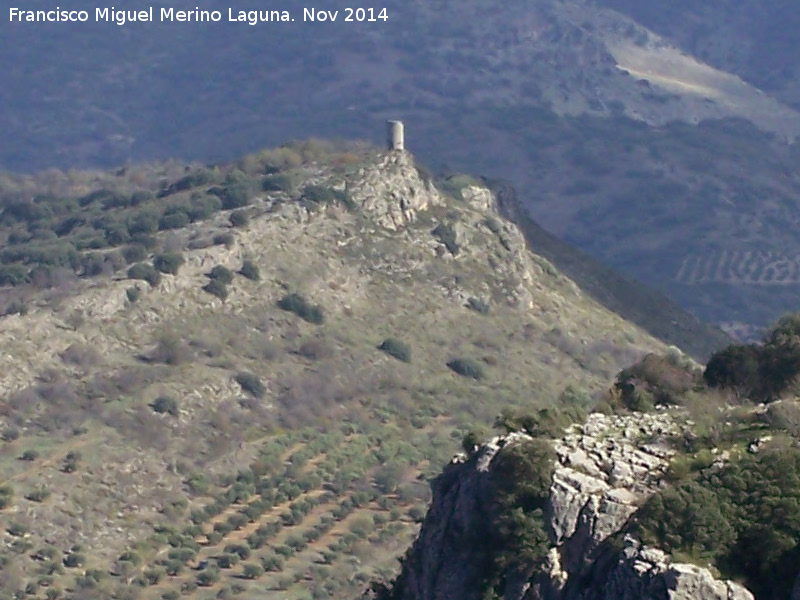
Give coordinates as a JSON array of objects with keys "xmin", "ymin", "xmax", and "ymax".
[{"xmin": 0, "ymin": 143, "xmax": 687, "ymax": 600}]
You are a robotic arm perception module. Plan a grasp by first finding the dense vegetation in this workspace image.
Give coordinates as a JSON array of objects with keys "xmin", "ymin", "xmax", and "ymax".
[
  {"xmin": 593, "ymin": 312, "xmax": 800, "ymax": 599},
  {"xmin": 0, "ymin": 140, "xmax": 359, "ymax": 315},
  {"xmin": 704, "ymin": 312, "xmax": 800, "ymax": 403},
  {"xmin": 636, "ymin": 447, "xmax": 800, "ymax": 599},
  {"xmin": 484, "ymin": 439, "xmax": 556, "ymax": 598}
]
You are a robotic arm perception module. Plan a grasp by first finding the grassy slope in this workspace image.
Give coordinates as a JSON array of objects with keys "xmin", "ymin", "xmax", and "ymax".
[{"xmin": 0, "ymin": 147, "xmax": 670, "ymax": 600}]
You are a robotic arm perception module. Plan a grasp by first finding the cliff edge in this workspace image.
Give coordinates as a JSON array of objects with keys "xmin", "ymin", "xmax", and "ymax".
[{"xmin": 375, "ymin": 412, "xmax": 754, "ymax": 600}]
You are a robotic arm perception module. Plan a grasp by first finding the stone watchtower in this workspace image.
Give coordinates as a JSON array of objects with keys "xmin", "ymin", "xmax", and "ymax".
[{"xmin": 387, "ymin": 120, "xmax": 405, "ymax": 151}]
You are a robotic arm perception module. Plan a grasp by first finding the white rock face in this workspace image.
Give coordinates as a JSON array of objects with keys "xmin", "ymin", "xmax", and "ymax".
[
  {"xmin": 602, "ymin": 537, "xmax": 754, "ymax": 600},
  {"xmin": 461, "ymin": 185, "xmax": 495, "ymax": 212},
  {"xmin": 383, "ymin": 411, "xmax": 756, "ymax": 600},
  {"xmin": 548, "ymin": 412, "xmax": 676, "ymax": 573},
  {"xmin": 347, "ymin": 151, "xmax": 443, "ymax": 230}
]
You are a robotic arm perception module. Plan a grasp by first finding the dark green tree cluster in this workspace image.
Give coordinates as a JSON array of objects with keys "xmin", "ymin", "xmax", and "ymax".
[
  {"xmin": 635, "ymin": 446, "xmax": 800, "ymax": 599},
  {"xmin": 0, "ymin": 164, "xmax": 255, "ymax": 289},
  {"xmin": 705, "ymin": 312, "xmax": 800, "ymax": 403},
  {"xmin": 613, "ymin": 351, "xmax": 701, "ymax": 411},
  {"xmin": 483, "ymin": 439, "xmax": 556, "ymax": 596},
  {"xmin": 203, "ymin": 265, "xmax": 234, "ymax": 300},
  {"xmin": 127, "ymin": 262, "xmax": 161, "ymax": 286}
]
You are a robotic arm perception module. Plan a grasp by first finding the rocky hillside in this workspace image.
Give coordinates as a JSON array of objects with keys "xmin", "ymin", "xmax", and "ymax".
[
  {"xmin": 375, "ymin": 330, "xmax": 800, "ymax": 600},
  {"xmin": 0, "ymin": 144, "xmax": 703, "ymax": 600},
  {"xmin": 376, "ymin": 410, "xmax": 763, "ymax": 600}
]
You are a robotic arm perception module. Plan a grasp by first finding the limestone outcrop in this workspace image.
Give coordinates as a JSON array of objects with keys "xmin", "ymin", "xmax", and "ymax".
[
  {"xmin": 347, "ymin": 151, "xmax": 443, "ymax": 230},
  {"xmin": 380, "ymin": 412, "xmax": 755, "ymax": 600},
  {"xmin": 598, "ymin": 537, "xmax": 753, "ymax": 600}
]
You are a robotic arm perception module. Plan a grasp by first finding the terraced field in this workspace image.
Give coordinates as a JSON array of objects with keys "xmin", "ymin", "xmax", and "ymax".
[{"xmin": 676, "ymin": 251, "xmax": 800, "ymax": 285}]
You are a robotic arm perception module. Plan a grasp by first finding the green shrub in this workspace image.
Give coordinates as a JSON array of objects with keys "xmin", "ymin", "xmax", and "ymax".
[
  {"xmin": 144, "ymin": 568, "xmax": 165, "ymax": 585},
  {"xmin": 704, "ymin": 314, "xmax": 800, "ymax": 403},
  {"xmin": 7, "ymin": 522, "xmax": 28, "ymax": 536},
  {"xmin": 188, "ymin": 194, "xmax": 223, "ymax": 221},
  {"xmin": 63, "ymin": 553, "xmax": 85, "ymax": 568},
  {"xmin": 461, "ymin": 429, "xmax": 486, "ymax": 455},
  {"xmin": 228, "ymin": 514, "xmax": 248, "ymax": 529},
  {"xmin": 493, "ymin": 406, "xmax": 583, "ymax": 438},
  {"xmin": 0, "ymin": 264, "xmax": 29, "ymax": 286},
  {"xmin": 26, "ymin": 487, "xmax": 50, "ymax": 502},
  {"xmin": 213, "ymin": 232, "xmax": 236, "ymax": 248},
  {"xmin": 217, "ymin": 184, "xmax": 253, "ymax": 210},
  {"xmin": 151, "ymin": 329, "xmax": 190, "ymax": 365},
  {"xmin": 277, "ymin": 293, "xmax": 324, "ymax": 324},
  {"xmin": 158, "ymin": 211, "xmax": 190, "ymax": 231},
  {"xmin": 127, "ymin": 263, "xmax": 161, "ymax": 286},
  {"xmin": 378, "ymin": 338, "xmax": 411, "ymax": 363},
  {"xmin": 615, "ymin": 352, "xmax": 701, "ymax": 410},
  {"xmin": 229, "ymin": 210, "xmax": 250, "ymax": 227},
  {"xmin": 208, "ymin": 265, "xmax": 234, "ymax": 285},
  {"xmin": 217, "ymin": 554, "xmax": 238, "ymax": 569},
  {"xmin": 260, "ymin": 553, "xmax": 284, "ymax": 572},
  {"xmin": 62, "ymin": 455, "xmax": 79, "ymax": 473},
  {"xmin": 126, "ymin": 286, "xmax": 141, "ymax": 303},
  {"xmin": 2, "ymin": 427, "xmax": 19, "ymax": 441},
  {"xmin": 262, "ymin": 174, "xmax": 295, "ymax": 192},
  {"xmin": 196, "ymin": 568, "xmax": 220, "ymax": 586},
  {"xmin": 153, "ymin": 252, "xmax": 185, "ymax": 275},
  {"xmin": 203, "ymin": 279, "xmax": 229, "ymax": 300},
  {"xmin": 635, "ymin": 446, "xmax": 800, "ymax": 599},
  {"xmin": 242, "ymin": 563, "xmax": 263, "ymax": 579},
  {"xmin": 482, "ymin": 439, "xmax": 556, "ymax": 595},
  {"xmin": 152, "ymin": 396, "xmax": 179, "ymax": 417},
  {"xmin": 447, "ymin": 358, "xmax": 485, "ymax": 380},
  {"xmin": 122, "ymin": 243, "xmax": 147, "ymax": 264},
  {"xmin": 45, "ymin": 588, "xmax": 62, "ymax": 600},
  {"xmin": 165, "ymin": 168, "xmax": 218, "ymax": 194},
  {"xmin": 235, "ymin": 372, "xmax": 266, "ymax": 398},
  {"xmin": 0, "ymin": 485, "xmax": 14, "ymax": 510},
  {"xmin": 20, "ymin": 450, "xmax": 39, "ymax": 461},
  {"xmin": 302, "ymin": 185, "xmax": 338, "ymax": 205},
  {"xmin": 467, "ymin": 297, "xmax": 490, "ymax": 314},
  {"xmin": 239, "ymin": 260, "xmax": 260, "ymax": 281},
  {"xmin": 127, "ymin": 210, "xmax": 160, "ymax": 236},
  {"xmin": 225, "ymin": 544, "xmax": 250, "ymax": 560}
]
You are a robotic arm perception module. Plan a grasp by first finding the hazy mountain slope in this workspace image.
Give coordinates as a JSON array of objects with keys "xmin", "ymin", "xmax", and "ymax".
[
  {"xmin": 598, "ymin": 0, "xmax": 800, "ymax": 111},
  {"xmin": 0, "ymin": 146, "xmax": 680, "ymax": 599},
  {"xmin": 3, "ymin": 0, "xmax": 799, "ymax": 173}
]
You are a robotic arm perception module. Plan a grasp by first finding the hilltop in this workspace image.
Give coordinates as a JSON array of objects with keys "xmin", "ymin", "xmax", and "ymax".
[
  {"xmin": 0, "ymin": 142, "xmax": 711, "ymax": 600},
  {"xmin": 6, "ymin": 1, "xmax": 800, "ymax": 336}
]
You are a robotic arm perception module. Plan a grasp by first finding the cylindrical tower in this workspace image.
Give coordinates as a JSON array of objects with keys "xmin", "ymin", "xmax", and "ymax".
[{"xmin": 387, "ymin": 120, "xmax": 405, "ymax": 151}]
